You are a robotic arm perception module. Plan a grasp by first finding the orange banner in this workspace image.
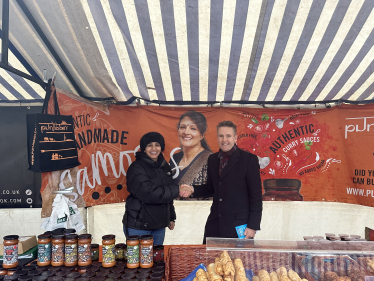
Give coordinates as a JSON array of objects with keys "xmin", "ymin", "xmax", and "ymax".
[{"xmin": 40, "ymin": 91, "xmax": 374, "ymax": 214}]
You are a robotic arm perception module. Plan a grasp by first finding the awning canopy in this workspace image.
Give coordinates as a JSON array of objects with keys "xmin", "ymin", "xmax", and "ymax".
[{"xmin": 1, "ymin": 0, "xmax": 374, "ymax": 104}]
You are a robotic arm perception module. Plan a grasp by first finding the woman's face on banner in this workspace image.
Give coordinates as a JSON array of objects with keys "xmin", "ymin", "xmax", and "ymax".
[
  {"xmin": 144, "ymin": 142, "xmax": 161, "ymax": 161},
  {"xmin": 178, "ymin": 116, "xmax": 203, "ymax": 149}
]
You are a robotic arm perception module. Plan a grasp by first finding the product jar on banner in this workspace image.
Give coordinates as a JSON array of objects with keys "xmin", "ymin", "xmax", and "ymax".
[
  {"xmin": 126, "ymin": 235, "xmax": 140, "ymax": 268},
  {"xmin": 102, "ymin": 235, "xmax": 116, "ymax": 268},
  {"xmin": 37, "ymin": 234, "xmax": 52, "ymax": 266},
  {"xmin": 78, "ymin": 234, "xmax": 92, "ymax": 266},
  {"xmin": 64, "ymin": 234, "xmax": 78, "ymax": 266},
  {"xmin": 2, "ymin": 235, "xmax": 19, "ymax": 268},
  {"xmin": 140, "ymin": 235, "xmax": 153, "ymax": 268},
  {"xmin": 262, "ymin": 179, "xmax": 303, "ymax": 201}
]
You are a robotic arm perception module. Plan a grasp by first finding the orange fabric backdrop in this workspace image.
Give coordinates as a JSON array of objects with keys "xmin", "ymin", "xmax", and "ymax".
[{"xmin": 41, "ymin": 91, "xmax": 374, "ymax": 208}]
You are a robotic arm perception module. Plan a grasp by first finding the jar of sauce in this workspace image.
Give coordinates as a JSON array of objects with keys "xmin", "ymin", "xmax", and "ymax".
[
  {"xmin": 140, "ymin": 235, "xmax": 153, "ymax": 268},
  {"xmin": 153, "ymin": 245, "xmax": 164, "ymax": 263},
  {"xmin": 37, "ymin": 234, "xmax": 52, "ymax": 266},
  {"xmin": 90, "ymin": 244, "xmax": 99, "ymax": 261},
  {"xmin": 64, "ymin": 234, "xmax": 78, "ymax": 266},
  {"xmin": 63, "ymin": 229, "xmax": 76, "ymax": 236},
  {"xmin": 115, "ymin": 244, "xmax": 126, "ymax": 261},
  {"xmin": 78, "ymin": 234, "xmax": 92, "ymax": 266},
  {"xmin": 51, "ymin": 234, "xmax": 65, "ymax": 266},
  {"xmin": 78, "ymin": 265, "xmax": 91, "ymax": 274},
  {"xmin": 262, "ymin": 179, "xmax": 303, "ymax": 201},
  {"xmin": 126, "ymin": 235, "xmax": 140, "ymax": 268},
  {"xmin": 102, "ymin": 235, "xmax": 116, "ymax": 268},
  {"xmin": 2, "ymin": 235, "xmax": 19, "ymax": 268}
]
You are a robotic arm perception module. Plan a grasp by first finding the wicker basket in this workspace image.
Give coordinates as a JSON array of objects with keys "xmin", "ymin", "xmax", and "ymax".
[{"xmin": 165, "ymin": 246, "xmax": 314, "ymax": 281}]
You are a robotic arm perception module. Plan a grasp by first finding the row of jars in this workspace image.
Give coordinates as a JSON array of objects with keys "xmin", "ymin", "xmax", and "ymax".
[{"xmin": 3, "ymin": 233, "xmax": 158, "ymax": 270}]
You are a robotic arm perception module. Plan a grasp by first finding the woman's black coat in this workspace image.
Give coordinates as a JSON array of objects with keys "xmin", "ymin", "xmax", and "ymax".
[{"xmin": 123, "ymin": 152, "xmax": 179, "ymax": 230}]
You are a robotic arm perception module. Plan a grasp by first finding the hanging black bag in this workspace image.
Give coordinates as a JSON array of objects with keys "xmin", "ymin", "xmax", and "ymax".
[{"xmin": 27, "ymin": 79, "xmax": 80, "ymax": 172}]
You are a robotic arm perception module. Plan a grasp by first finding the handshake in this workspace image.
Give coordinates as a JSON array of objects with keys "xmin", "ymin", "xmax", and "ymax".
[{"xmin": 179, "ymin": 184, "xmax": 194, "ymax": 198}]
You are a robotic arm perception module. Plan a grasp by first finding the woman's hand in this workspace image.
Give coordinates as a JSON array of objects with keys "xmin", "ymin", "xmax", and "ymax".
[
  {"xmin": 168, "ymin": 221, "xmax": 175, "ymax": 230},
  {"xmin": 179, "ymin": 184, "xmax": 194, "ymax": 197}
]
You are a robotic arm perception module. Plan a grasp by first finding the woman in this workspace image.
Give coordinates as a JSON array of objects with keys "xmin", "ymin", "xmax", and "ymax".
[
  {"xmin": 169, "ymin": 111, "xmax": 212, "ymax": 194},
  {"xmin": 122, "ymin": 132, "xmax": 179, "ymax": 245}
]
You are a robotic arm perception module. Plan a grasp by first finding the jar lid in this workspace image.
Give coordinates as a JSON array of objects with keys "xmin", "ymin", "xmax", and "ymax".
[
  {"xmin": 81, "ymin": 271, "xmax": 96, "ymax": 278},
  {"xmin": 15, "ymin": 270, "xmax": 28, "ymax": 276},
  {"xmin": 338, "ymin": 234, "xmax": 349, "ymax": 237},
  {"xmin": 115, "ymin": 243, "xmax": 126, "ymax": 248},
  {"xmin": 32, "ymin": 277, "xmax": 48, "ymax": 281},
  {"xmin": 102, "ymin": 234, "xmax": 115, "ymax": 240},
  {"xmin": 154, "ymin": 245, "xmax": 164, "ymax": 250},
  {"xmin": 28, "ymin": 270, "xmax": 40, "ymax": 276},
  {"xmin": 121, "ymin": 273, "xmax": 135, "ymax": 279},
  {"xmin": 66, "ymin": 272, "xmax": 81, "ymax": 278},
  {"xmin": 3, "ymin": 275, "xmax": 18, "ymax": 281},
  {"xmin": 91, "ymin": 243, "xmax": 99, "ymax": 248},
  {"xmin": 137, "ymin": 272, "xmax": 150, "ymax": 278},
  {"xmin": 126, "ymin": 235, "xmax": 139, "ymax": 241},
  {"xmin": 78, "ymin": 234, "xmax": 92, "ymax": 239},
  {"xmin": 38, "ymin": 234, "xmax": 52, "ymax": 239},
  {"xmin": 91, "ymin": 277, "xmax": 106, "ymax": 281},
  {"xmin": 75, "ymin": 278, "xmax": 90, "ymax": 281},
  {"xmin": 8, "ymin": 266, "xmax": 22, "ymax": 272},
  {"xmin": 325, "ymin": 233, "xmax": 335, "ymax": 237},
  {"xmin": 47, "ymin": 276, "xmax": 63, "ymax": 281},
  {"xmin": 17, "ymin": 276, "xmax": 33, "ymax": 281},
  {"xmin": 108, "ymin": 273, "xmax": 121, "ymax": 279},
  {"xmin": 3, "ymin": 235, "xmax": 19, "ymax": 240},
  {"xmin": 140, "ymin": 235, "xmax": 153, "ymax": 240},
  {"xmin": 51, "ymin": 234, "xmax": 65, "ymax": 239},
  {"xmin": 150, "ymin": 272, "xmax": 164, "ymax": 278},
  {"xmin": 63, "ymin": 229, "xmax": 76, "ymax": 234},
  {"xmin": 65, "ymin": 233, "xmax": 78, "ymax": 239},
  {"xmin": 263, "ymin": 179, "xmax": 301, "ymax": 188},
  {"xmin": 61, "ymin": 266, "xmax": 75, "ymax": 272},
  {"xmin": 22, "ymin": 266, "xmax": 36, "ymax": 272},
  {"xmin": 78, "ymin": 265, "xmax": 92, "ymax": 269},
  {"xmin": 110, "ymin": 267, "xmax": 124, "ymax": 274}
]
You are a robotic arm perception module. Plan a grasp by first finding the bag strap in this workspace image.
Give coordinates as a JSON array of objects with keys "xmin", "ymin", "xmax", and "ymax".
[{"xmin": 42, "ymin": 79, "xmax": 60, "ymax": 115}]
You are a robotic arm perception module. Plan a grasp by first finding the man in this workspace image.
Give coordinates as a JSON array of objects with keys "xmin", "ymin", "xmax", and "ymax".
[{"xmin": 180, "ymin": 121, "xmax": 262, "ymax": 243}]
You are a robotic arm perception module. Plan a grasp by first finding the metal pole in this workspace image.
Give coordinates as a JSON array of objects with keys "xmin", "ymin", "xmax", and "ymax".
[{"xmin": 1, "ymin": 0, "xmax": 10, "ymax": 64}]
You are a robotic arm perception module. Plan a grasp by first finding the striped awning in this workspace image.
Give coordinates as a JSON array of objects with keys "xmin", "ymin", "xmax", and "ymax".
[{"xmin": 1, "ymin": 0, "xmax": 374, "ymax": 104}]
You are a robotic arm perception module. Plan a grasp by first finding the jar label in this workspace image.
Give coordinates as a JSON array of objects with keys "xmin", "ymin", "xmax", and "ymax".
[
  {"xmin": 115, "ymin": 248, "xmax": 123, "ymax": 259},
  {"xmin": 3, "ymin": 245, "xmax": 18, "ymax": 265},
  {"xmin": 78, "ymin": 243, "xmax": 91, "ymax": 263},
  {"xmin": 38, "ymin": 243, "xmax": 51, "ymax": 262},
  {"xmin": 65, "ymin": 244, "xmax": 78, "ymax": 263},
  {"xmin": 126, "ymin": 245, "xmax": 139, "ymax": 265},
  {"xmin": 91, "ymin": 249, "xmax": 99, "ymax": 261},
  {"xmin": 52, "ymin": 243, "xmax": 64, "ymax": 262},
  {"xmin": 102, "ymin": 244, "xmax": 115, "ymax": 264},
  {"xmin": 140, "ymin": 245, "xmax": 153, "ymax": 265}
]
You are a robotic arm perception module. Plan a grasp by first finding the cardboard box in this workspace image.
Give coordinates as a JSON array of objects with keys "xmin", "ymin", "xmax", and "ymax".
[{"xmin": 0, "ymin": 236, "xmax": 37, "ymax": 254}]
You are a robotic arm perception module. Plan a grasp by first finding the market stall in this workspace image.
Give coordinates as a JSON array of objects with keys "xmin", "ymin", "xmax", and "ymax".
[{"xmin": 2, "ymin": 233, "xmax": 374, "ymax": 281}]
